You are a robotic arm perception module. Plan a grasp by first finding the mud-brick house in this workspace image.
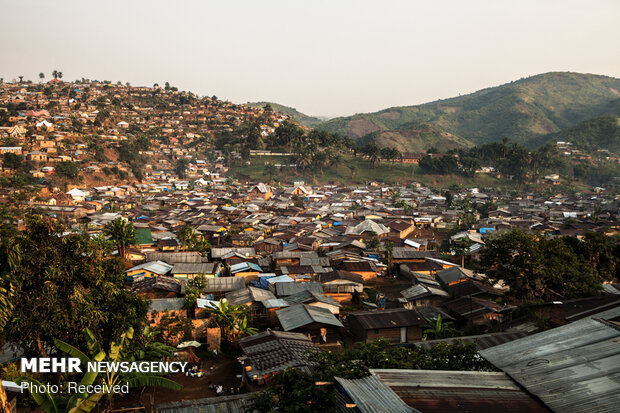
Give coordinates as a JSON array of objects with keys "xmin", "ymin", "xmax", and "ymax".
[
  {"xmin": 273, "ymin": 251, "xmax": 318, "ymax": 269},
  {"xmin": 147, "ymin": 298, "xmax": 187, "ymax": 344},
  {"xmin": 318, "ymin": 270, "xmax": 364, "ymax": 304},
  {"xmin": 385, "ymin": 219, "xmax": 416, "ymax": 239},
  {"xmin": 171, "ymin": 262, "xmax": 222, "ymax": 280},
  {"xmin": 340, "ymin": 260, "xmax": 380, "ymax": 282},
  {"xmin": 125, "ymin": 260, "xmax": 173, "ymax": 281},
  {"xmin": 226, "ymin": 286, "xmax": 287, "ymax": 324},
  {"xmin": 249, "ymin": 183, "xmax": 273, "ymax": 200},
  {"xmin": 132, "ymin": 276, "xmax": 182, "ymax": 299}
]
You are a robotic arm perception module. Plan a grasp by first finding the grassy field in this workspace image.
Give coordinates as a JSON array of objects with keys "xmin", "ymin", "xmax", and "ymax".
[{"xmin": 229, "ymin": 155, "xmax": 520, "ymax": 189}]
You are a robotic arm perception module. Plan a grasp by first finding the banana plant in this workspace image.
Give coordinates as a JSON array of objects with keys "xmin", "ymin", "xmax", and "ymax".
[
  {"xmin": 15, "ymin": 327, "xmax": 182, "ymax": 413},
  {"xmin": 233, "ymin": 316, "xmax": 258, "ymax": 339}
]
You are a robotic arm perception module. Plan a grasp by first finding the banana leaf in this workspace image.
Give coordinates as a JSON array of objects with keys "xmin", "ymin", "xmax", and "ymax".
[{"xmin": 14, "ymin": 377, "xmax": 59, "ymax": 413}]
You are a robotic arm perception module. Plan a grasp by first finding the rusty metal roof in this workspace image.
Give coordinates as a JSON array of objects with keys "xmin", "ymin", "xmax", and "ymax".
[
  {"xmin": 156, "ymin": 393, "xmax": 256, "ymax": 413},
  {"xmin": 371, "ymin": 369, "xmax": 550, "ymax": 413},
  {"xmin": 335, "ymin": 375, "xmax": 418, "ymax": 413},
  {"xmin": 349, "ymin": 308, "xmax": 424, "ymax": 330},
  {"xmin": 480, "ymin": 310, "xmax": 620, "ymax": 413}
]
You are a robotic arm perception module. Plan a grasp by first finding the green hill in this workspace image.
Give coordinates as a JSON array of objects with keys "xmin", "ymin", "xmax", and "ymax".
[
  {"xmin": 315, "ymin": 72, "xmax": 620, "ymax": 148},
  {"xmin": 245, "ymin": 101, "xmax": 325, "ymax": 127},
  {"xmin": 528, "ymin": 116, "xmax": 620, "ymax": 153},
  {"xmin": 358, "ymin": 121, "xmax": 474, "ymax": 152}
]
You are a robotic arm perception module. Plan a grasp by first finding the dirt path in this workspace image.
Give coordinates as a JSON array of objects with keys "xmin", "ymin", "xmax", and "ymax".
[{"xmin": 114, "ymin": 356, "xmax": 243, "ymax": 411}]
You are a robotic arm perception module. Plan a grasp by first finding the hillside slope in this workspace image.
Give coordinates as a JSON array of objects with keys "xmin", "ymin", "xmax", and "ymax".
[
  {"xmin": 315, "ymin": 72, "xmax": 620, "ymax": 148},
  {"xmin": 245, "ymin": 101, "xmax": 324, "ymax": 127},
  {"xmin": 528, "ymin": 116, "xmax": 620, "ymax": 153},
  {"xmin": 358, "ymin": 121, "xmax": 474, "ymax": 152}
]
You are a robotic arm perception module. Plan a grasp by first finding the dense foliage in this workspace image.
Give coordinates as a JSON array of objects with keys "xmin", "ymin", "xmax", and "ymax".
[
  {"xmin": 247, "ymin": 339, "xmax": 493, "ymax": 412},
  {"xmin": 531, "ymin": 116, "xmax": 620, "ymax": 153},
  {"xmin": 479, "ymin": 230, "xmax": 618, "ymax": 301},
  {"xmin": 0, "ymin": 215, "xmax": 149, "ymax": 355},
  {"xmin": 414, "ymin": 140, "xmax": 565, "ymax": 183},
  {"xmin": 309, "ymin": 339, "xmax": 494, "ymax": 380}
]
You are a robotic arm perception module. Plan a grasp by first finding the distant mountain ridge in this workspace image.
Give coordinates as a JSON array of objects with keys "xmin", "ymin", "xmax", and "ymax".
[{"xmin": 303, "ymin": 72, "xmax": 620, "ymax": 152}]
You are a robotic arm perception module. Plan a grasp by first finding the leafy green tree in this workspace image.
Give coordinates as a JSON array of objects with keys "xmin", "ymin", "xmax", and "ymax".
[
  {"xmin": 247, "ymin": 368, "xmax": 335, "ymax": 413},
  {"xmin": 0, "ymin": 216, "xmax": 148, "ymax": 355},
  {"xmin": 155, "ymin": 311, "xmax": 193, "ymax": 346},
  {"xmin": 273, "ymin": 121, "xmax": 305, "ymax": 150},
  {"xmin": 55, "ymin": 161, "xmax": 80, "ymax": 179},
  {"xmin": 104, "ymin": 217, "xmax": 136, "ymax": 260},
  {"xmin": 2, "ymin": 153, "xmax": 22, "ymax": 170},
  {"xmin": 365, "ymin": 232, "xmax": 380, "ymax": 250},
  {"xmin": 310, "ymin": 339, "xmax": 493, "ymax": 377},
  {"xmin": 175, "ymin": 158, "xmax": 189, "ymax": 178},
  {"xmin": 451, "ymin": 238, "xmax": 473, "ymax": 267},
  {"xmin": 480, "ymin": 230, "xmax": 615, "ymax": 302},
  {"xmin": 176, "ymin": 225, "xmax": 197, "ymax": 250},
  {"xmin": 183, "ymin": 274, "xmax": 208, "ymax": 315},
  {"xmin": 419, "ymin": 155, "xmax": 458, "ymax": 174}
]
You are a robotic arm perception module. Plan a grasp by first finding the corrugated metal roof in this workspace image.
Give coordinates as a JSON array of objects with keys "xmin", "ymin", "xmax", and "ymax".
[
  {"xmin": 203, "ymin": 276, "xmax": 245, "ymax": 292},
  {"xmin": 145, "ymin": 251, "xmax": 205, "ymax": 264},
  {"xmin": 261, "ymin": 298, "xmax": 289, "ymax": 309},
  {"xmin": 393, "ymin": 248, "xmax": 440, "ymax": 260},
  {"xmin": 226, "ymin": 286, "xmax": 275, "ymax": 305},
  {"xmin": 349, "ymin": 308, "xmax": 423, "ymax": 330},
  {"xmin": 229, "ymin": 262, "xmax": 262, "ymax": 273},
  {"xmin": 156, "ymin": 392, "xmax": 256, "ymax": 413},
  {"xmin": 370, "ymin": 369, "xmax": 550, "ymax": 412},
  {"xmin": 211, "ymin": 247, "xmax": 255, "ymax": 259},
  {"xmin": 400, "ymin": 284, "xmax": 449, "ymax": 301},
  {"xmin": 275, "ymin": 281, "xmax": 323, "ymax": 297},
  {"xmin": 411, "ymin": 331, "xmax": 529, "ymax": 351},
  {"xmin": 132, "ymin": 276, "xmax": 181, "ymax": 294},
  {"xmin": 148, "ymin": 298, "xmax": 185, "ymax": 312},
  {"xmin": 335, "ymin": 375, "xmax": 418, "ymax": 413},
  {"xmin": 126, "ymin": 260, "xmax": 173, "ymax": 275},
  {"xmin": 238, "ymin": 330, "xmax": 316, "ymax": 377},
  {"xmin": 480, "ymin": 311, "xmax": 620, "ymax": 413},
  {"xmin": 285, "ymin": 290, "xmax": 342, "ymax": 308},
  {"xmin": 276, "ymin": 304, "xmax": 343, "ymax": 331},
  {"xmin": 171, "ymin": 262, "xmax": 218, "ymax": 275}
]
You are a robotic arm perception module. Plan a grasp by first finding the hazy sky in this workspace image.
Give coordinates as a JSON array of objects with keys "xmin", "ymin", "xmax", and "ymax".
[{"xmin": 1, "ymin": 0, "xmax": 619, "ymax": 117}]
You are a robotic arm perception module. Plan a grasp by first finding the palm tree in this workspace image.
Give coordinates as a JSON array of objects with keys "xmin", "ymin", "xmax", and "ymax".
[
  {"xmin": 39, "ymin": 72, "xmax": 45, "ymax": 83},
  {"xmin": 57, "ymin": 71, "xmax": 63, "ymax": 80},
  {"xmin": 18, "ymin": 76, "xmax": 23, "ymax": 83},
  {"xmin": 362, "ymin": 143, "xmax": 380, "ymax": 165},
  {"xmin": 52, "ymin": 70, "xmax": 58, "ymax": 79},
  {"xmin": 104, "ymin": 217, "xmax": 136, "ymax": 260}
]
